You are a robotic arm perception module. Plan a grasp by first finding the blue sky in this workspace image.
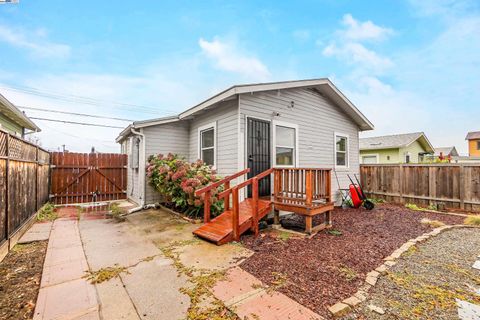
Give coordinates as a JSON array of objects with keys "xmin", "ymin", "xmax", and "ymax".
[{"xmin": 0, "ymin": 0, "xmax": 479, "ymax": 153}]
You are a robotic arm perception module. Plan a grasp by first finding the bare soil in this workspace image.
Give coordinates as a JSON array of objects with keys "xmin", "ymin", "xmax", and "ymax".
[
  {"xmin": 0, "ymin": 241, "xmax": 47, "ymax": 320},
  {"xmin": 240, "ymin": 204, "xmax": 465, "ymax": 318}
]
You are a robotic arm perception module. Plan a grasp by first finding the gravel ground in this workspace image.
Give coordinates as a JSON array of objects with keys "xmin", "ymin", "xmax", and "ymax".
[
  {"xmin": 240, "ymin": 204, "xmax": 465, "ymax": 318},
  {"xmin": 345, "ymin": 227, "xmax": 480, "ymax": 320}
]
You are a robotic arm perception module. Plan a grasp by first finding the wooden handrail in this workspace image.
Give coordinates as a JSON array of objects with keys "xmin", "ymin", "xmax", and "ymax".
[
  {"xmin": 195, "ymin": 168, "xmax": 250, "ymax": 223},
  {"xmin": 195, "ymin": 168, "xmax": 250, "ymax": 196}
]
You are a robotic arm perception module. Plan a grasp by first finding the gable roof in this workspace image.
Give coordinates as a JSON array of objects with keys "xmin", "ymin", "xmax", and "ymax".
[
  {"xmin": 466, "ymin": 131, "xmax": 480, "ymax": 140},
  {"xmin": 360, "ymin": 132, "xmax": 434, "ymax": 153},
  {"xmin": 434, "ymin": 146, "xmax": 459, "ymax": 157},
  {"xmin": 0, "ymin": 93, "xmax": 40, "ymax": 132},
  {"xmin": 177, "ymin": 78, "xmax": 374, "ymax": 130},
  {"xmin": 117, "ymin": 78, "xmax": 374, "ymax": 142}
]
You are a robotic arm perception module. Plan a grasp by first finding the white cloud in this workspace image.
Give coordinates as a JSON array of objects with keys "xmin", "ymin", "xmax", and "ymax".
[
  {"xmin": 323, "ymin": 42, "xmax": 393, "ymax": 72},
  {"xmin": 0, "ymin": 24, "xmax": 71, "ymax": 59},
  {"xmin": 292, "ymin": 29, "xmax": 310, "ymax": 42},
  {"xmin": 199, "ymin": 37, "xmax": 270, "ymax": 80},
  {"xmin": 341, "ymin": 14, "xmax": 393, "ymax": 41}
]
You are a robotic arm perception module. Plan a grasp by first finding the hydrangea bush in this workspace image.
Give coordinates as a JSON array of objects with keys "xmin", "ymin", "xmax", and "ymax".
[{"xmin": 146, "ymin": 153, "xmax": 224, "ymax": 218}]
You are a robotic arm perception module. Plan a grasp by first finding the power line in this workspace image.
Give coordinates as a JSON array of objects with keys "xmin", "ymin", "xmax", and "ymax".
[
  {"xmin": 19, "ymin": 106, "xmax": 135, "ymax": 122},
  {"xmin": 0, "ymin": 84, "xmax": 180, "ymax": 115},
  {"xmin": 30, "ymin": 117, "xmax": 125, "ymax": 129}
]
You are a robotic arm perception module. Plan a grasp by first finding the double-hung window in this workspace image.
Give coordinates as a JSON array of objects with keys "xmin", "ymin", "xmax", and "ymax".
[
  {"xmin": 274, "ymin": 122, "xmax": 298, "ymax": 167},
  {"xmin": 198, "ymin": 122, "xmax": 216, "ymax": 167},
  {"xmin": 335, "ymin": 133, "xmax": 349, "ymax": 168}
]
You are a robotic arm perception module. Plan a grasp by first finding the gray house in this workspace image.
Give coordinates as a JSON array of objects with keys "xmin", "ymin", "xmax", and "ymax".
[{"xmin": 116, "ymin": 79, "xmax": 374, "ymax": 206}]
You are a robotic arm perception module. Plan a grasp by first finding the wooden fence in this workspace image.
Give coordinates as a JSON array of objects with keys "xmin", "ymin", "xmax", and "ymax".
[
  {"xmin": 50, "ymin": 152, "xmax": 127, "ymax": 204},
  {"xmin": 0, "ymin": 129, "xmax": 50, "ymax": 258},
  {"xmin": 360, "ymin": 164, "xmax": 480, "ymax": 212}
]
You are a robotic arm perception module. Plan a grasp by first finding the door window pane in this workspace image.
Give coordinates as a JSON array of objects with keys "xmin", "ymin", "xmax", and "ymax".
[
  {"xmin": 276, "ymin": 126, "xmax": 295, "ymax": 147},
  {"xmin": 201, "ymin": 129, "xmax": 214, "ymax": 148},
  {"xmin": 276, "ymin": 147, "xmax": 294, "ymax": 166}
]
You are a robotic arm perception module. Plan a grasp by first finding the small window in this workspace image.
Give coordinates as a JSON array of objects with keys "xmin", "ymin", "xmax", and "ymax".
[
  {"xmin": 335, "ymin": 134, "xmax": 348, "ymax": 167},
  {"xmin": 405, "ymin": 153, "xmax": 411, "ymax": 163},
  {"xmin": 477, "ymin": 141, "xmax": 480, "ymax": 150},
  {"xmin": 275, "ymin": 124, "xmax": 297, "ymax": 166},
  {"xmin": 199, "ymin": 123, "xmax": 216, "ymax": 167}
]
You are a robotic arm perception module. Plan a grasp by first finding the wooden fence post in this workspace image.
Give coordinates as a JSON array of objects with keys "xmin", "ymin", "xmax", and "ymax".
[
  {"xmin": 4, "ymin": 133, "xmax": 9, "ymax": 241},
  {"xmin": 398, "ymin": 164, "xmax": 404, "ymax": 204},
  {"xmin": 459, "ymin": 164, "xmax": 465, "ymax": 210},
  {"xmin": 428, "ymin": 166, "xmax": 436, "ymax": 206}
]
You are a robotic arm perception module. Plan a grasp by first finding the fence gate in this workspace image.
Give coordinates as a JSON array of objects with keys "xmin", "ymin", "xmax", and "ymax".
[{"xmin": 50, "ymin": 152, "xmax": 127, "ymax": 204}]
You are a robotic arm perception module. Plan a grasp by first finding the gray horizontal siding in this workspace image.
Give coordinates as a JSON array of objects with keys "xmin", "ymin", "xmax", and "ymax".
[
  {"xmin": 143, "ymin": 121, "xmax": 190, "ymax": 204},
  {"xmin": 188, "ymin": 98, "xmax": 239, "ymax": 178},
  {"xmin": 239, "ymin": 87, "xmax": 361, "ymax": 204}
]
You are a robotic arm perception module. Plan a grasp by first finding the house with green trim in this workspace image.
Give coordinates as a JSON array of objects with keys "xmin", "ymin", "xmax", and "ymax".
[
  {"xmin": 0, "ymin": 93, "xmax": 40, "ymax": 137},
  {"xmin": 360, "ymin": 132, "xmax": 434, "ymax": 164}
]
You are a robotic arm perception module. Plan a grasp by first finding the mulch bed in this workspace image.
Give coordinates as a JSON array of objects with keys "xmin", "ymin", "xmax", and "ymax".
[
  {"xmin": 0, "ymin": 241, "xmax": 47, "ymax": 320},
  {"xmin": 240, "ymin": 204, "xmax": 465, "ymax": 318}
]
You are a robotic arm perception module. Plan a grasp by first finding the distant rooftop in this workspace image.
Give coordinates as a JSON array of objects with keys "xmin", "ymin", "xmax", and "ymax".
[
  {"xmin": 466, "ymin": 131, "xmax": 480, "ymax": 140},
  {"xmin": 360, "ymin": 132, "xmax": 434, "ymax": 152},
  {"xmin": 434, "ymin": 146, "xmax": 459, "ymax": 157}
]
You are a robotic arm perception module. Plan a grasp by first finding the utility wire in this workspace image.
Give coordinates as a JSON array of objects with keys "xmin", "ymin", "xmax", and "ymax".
[
  {"xmin": 19, "ymin": 106, "xmax": 135, "ymax": 122},
  {"xmin": 30, "ymin": 117, "xmax": 125, "ymax": 129},
  {"xmin": 0, "ymin": 84, "xmax": 180, "ymax": 115}
]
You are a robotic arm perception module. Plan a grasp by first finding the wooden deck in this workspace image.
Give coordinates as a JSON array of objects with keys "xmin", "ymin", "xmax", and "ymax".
[
  {"xmin": 194, "ymin": 167, "xmax": 333, "ymax": 245},
  {"xmin": 193, "ymin": 199, "xmax": 272, "ymax": 245}
]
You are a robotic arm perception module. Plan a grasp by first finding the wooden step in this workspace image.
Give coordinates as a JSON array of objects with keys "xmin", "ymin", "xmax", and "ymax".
[{"xmin": 193, "ymin": 199, "xmax": 272, "ymax": 245}]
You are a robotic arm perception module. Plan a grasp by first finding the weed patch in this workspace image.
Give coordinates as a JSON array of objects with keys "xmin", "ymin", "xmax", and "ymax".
[
  {"xmin": 338, "ymin": 265, "xmax": 358, "ymax": 282},
  {"xmin": 36, "ymin": 203, "xmax": 57, "ymax": 222},
  {"xmin": 420, "ymin": 218, "xmax": 445, "ymax": 228},
  {"xmin": 464, "ymin": 215, "xmax": 480, "ymax": 226}
]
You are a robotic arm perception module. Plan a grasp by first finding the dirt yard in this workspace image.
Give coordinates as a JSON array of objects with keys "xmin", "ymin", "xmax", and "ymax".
[
  {"xmin": 240, "ymin": 204, "xmax": 465, "ymax": 318},
  {"xmin": 0, "ymin": 241, "xmax": 47, "ymax": 320}
]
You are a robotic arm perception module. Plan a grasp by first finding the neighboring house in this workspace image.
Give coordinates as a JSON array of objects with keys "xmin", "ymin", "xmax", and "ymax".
[
  {"xmin": 116, "ymin": 79, "xmax": 374, "ymax": 206},
  {"xmin": 434, "ymin": 146, "xmax": 459, "ymax": 158},
  {"xmin": 359, "ymin": 132, "xmax": 434, "ymax": 164},
  {"xmin": 0, "ymin": 93, "xmax": 40, "ymax": 137},
  {"xmin": 466, "ymin": 131, "xmax": 480, "ymax": 157}
]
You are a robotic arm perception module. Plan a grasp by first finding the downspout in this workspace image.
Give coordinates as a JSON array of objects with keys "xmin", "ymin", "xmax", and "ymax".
[{"xmin": 128, "ymin": 127, "xmax": 148, "ymax": 214}]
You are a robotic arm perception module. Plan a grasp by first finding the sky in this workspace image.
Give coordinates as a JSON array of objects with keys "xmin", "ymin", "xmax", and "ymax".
[{"xmin": 0, "ymin": 0, "xmax": 479, "ymax": 154}]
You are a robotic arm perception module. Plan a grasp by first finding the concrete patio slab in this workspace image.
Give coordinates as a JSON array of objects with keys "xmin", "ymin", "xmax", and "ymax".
[
  {"xmin": 18, "ymin": 221, "xmax": 53, "ymax": 244},
  {"xmin": 95, "ymin": 277, "xmax": 140, "ymax": 320},
  {"xmin": 176, "ymin": 241, "xmax": 254, "ymax": 271},
  {"xmin": 41, "ymin": 256, "xmax": 89, "ymax": 288},
  {"xmin": 212, "ymin": 267, "xmax": 264, "ymax": 303},
  {"xmin": 79, "ymin": 218, "xmax": 160, "ymax": 270},
  {"xmin": 120, "ymin": 256, "xmax": 190, "ymax": 320}
]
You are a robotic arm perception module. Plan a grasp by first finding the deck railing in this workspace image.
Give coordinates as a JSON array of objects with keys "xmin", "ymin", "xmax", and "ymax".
[
  {"xmin": 195, "ymin": 168, "xmax": 250, "ymax": 223},
  {"xmin": 273, "ymin": 168, "xmax": 331, "ymax": 207}
]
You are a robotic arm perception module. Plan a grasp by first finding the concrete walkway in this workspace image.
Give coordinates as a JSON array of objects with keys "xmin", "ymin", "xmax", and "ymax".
[
  {"xmin": 33, "ymin": 218, "xmax": 99, "ymax": 320},
  {"xmin": 32, "ymin": 207, "xmax": 323, "ymax": 320}
]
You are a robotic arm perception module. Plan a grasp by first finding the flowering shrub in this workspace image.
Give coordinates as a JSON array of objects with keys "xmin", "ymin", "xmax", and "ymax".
[{"xmin": 146, "ymin": 153, "xmax": 224, "ymax": 218}]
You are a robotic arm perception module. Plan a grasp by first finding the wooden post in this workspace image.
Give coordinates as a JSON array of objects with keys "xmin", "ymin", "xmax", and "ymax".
[
  {"xmin": 224, "ymin": 181, "xmax": 230, "ymax": 211},
  {"xmin": 204, "ymin": 190, "xmax": 211, "ymax": 223},
  {"xmin": 428, "ymin": 166, "xmax": 436, "ymax": 207},
  {"xmin": 35, "ymin": 146, "xmax": 39, "ymax": 211},
  {"xmin": 305, "ymin": 170, "xmax": 313, "ymax": 206},
  {"xmin": 326, "ymin": 170, "xmax": 332, "ymax": 203},
  {"xmin": 398, "ymin": 164, "xmax": 404, "ymax": 204},
  {"xmin": 252, "ymin": 177, "xmax": 259, "ymax": 236},
  {"xmin": 305, "ymin": 216, "xmax": 312, "ymax": 234},
  {"xmin": 459, "ymin": 164, "xmax": 465, "ymax": 210},
  {"xmin": 232, "ymin": 187, "xmax": 240, "ymax": 241}
]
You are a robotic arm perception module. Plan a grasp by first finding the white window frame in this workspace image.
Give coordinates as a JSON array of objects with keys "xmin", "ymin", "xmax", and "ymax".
[
  {"xmin": 272, "ymin": 120, "xmax": 299, "ymax": 167},
  {"xmin": 334, "ymin": 132, "xmax": 350, "ymax": 169},
  {"xmin": 198, "ymin": 122, "xmax": 217, "ymax": 168},
  {"xmin": 361, "ymin": 153, "xmax": 379, "ymax": 164}
]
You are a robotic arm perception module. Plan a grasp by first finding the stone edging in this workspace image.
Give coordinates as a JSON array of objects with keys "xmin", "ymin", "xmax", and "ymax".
[{"xmin": 327, "ymin": 224, "xmax": 478, "ymax": 317}]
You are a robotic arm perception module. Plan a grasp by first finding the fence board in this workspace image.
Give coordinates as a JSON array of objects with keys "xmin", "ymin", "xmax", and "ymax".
[
  {"xmin": 0, "ymin": 129, "xmax": 50, "ymax": 247},
  {"xmin": 50, "ymin": 152, "xmax": 127, "ymax": 204},
  {"xmin": 360, "ymin": 164, "xmax": 480, "ymax": 212}
]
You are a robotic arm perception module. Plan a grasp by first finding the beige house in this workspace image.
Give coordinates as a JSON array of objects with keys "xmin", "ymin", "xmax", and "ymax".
[{"xmin": 360, "ymin": 132, "xmax": 434, "ymax": 164}]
